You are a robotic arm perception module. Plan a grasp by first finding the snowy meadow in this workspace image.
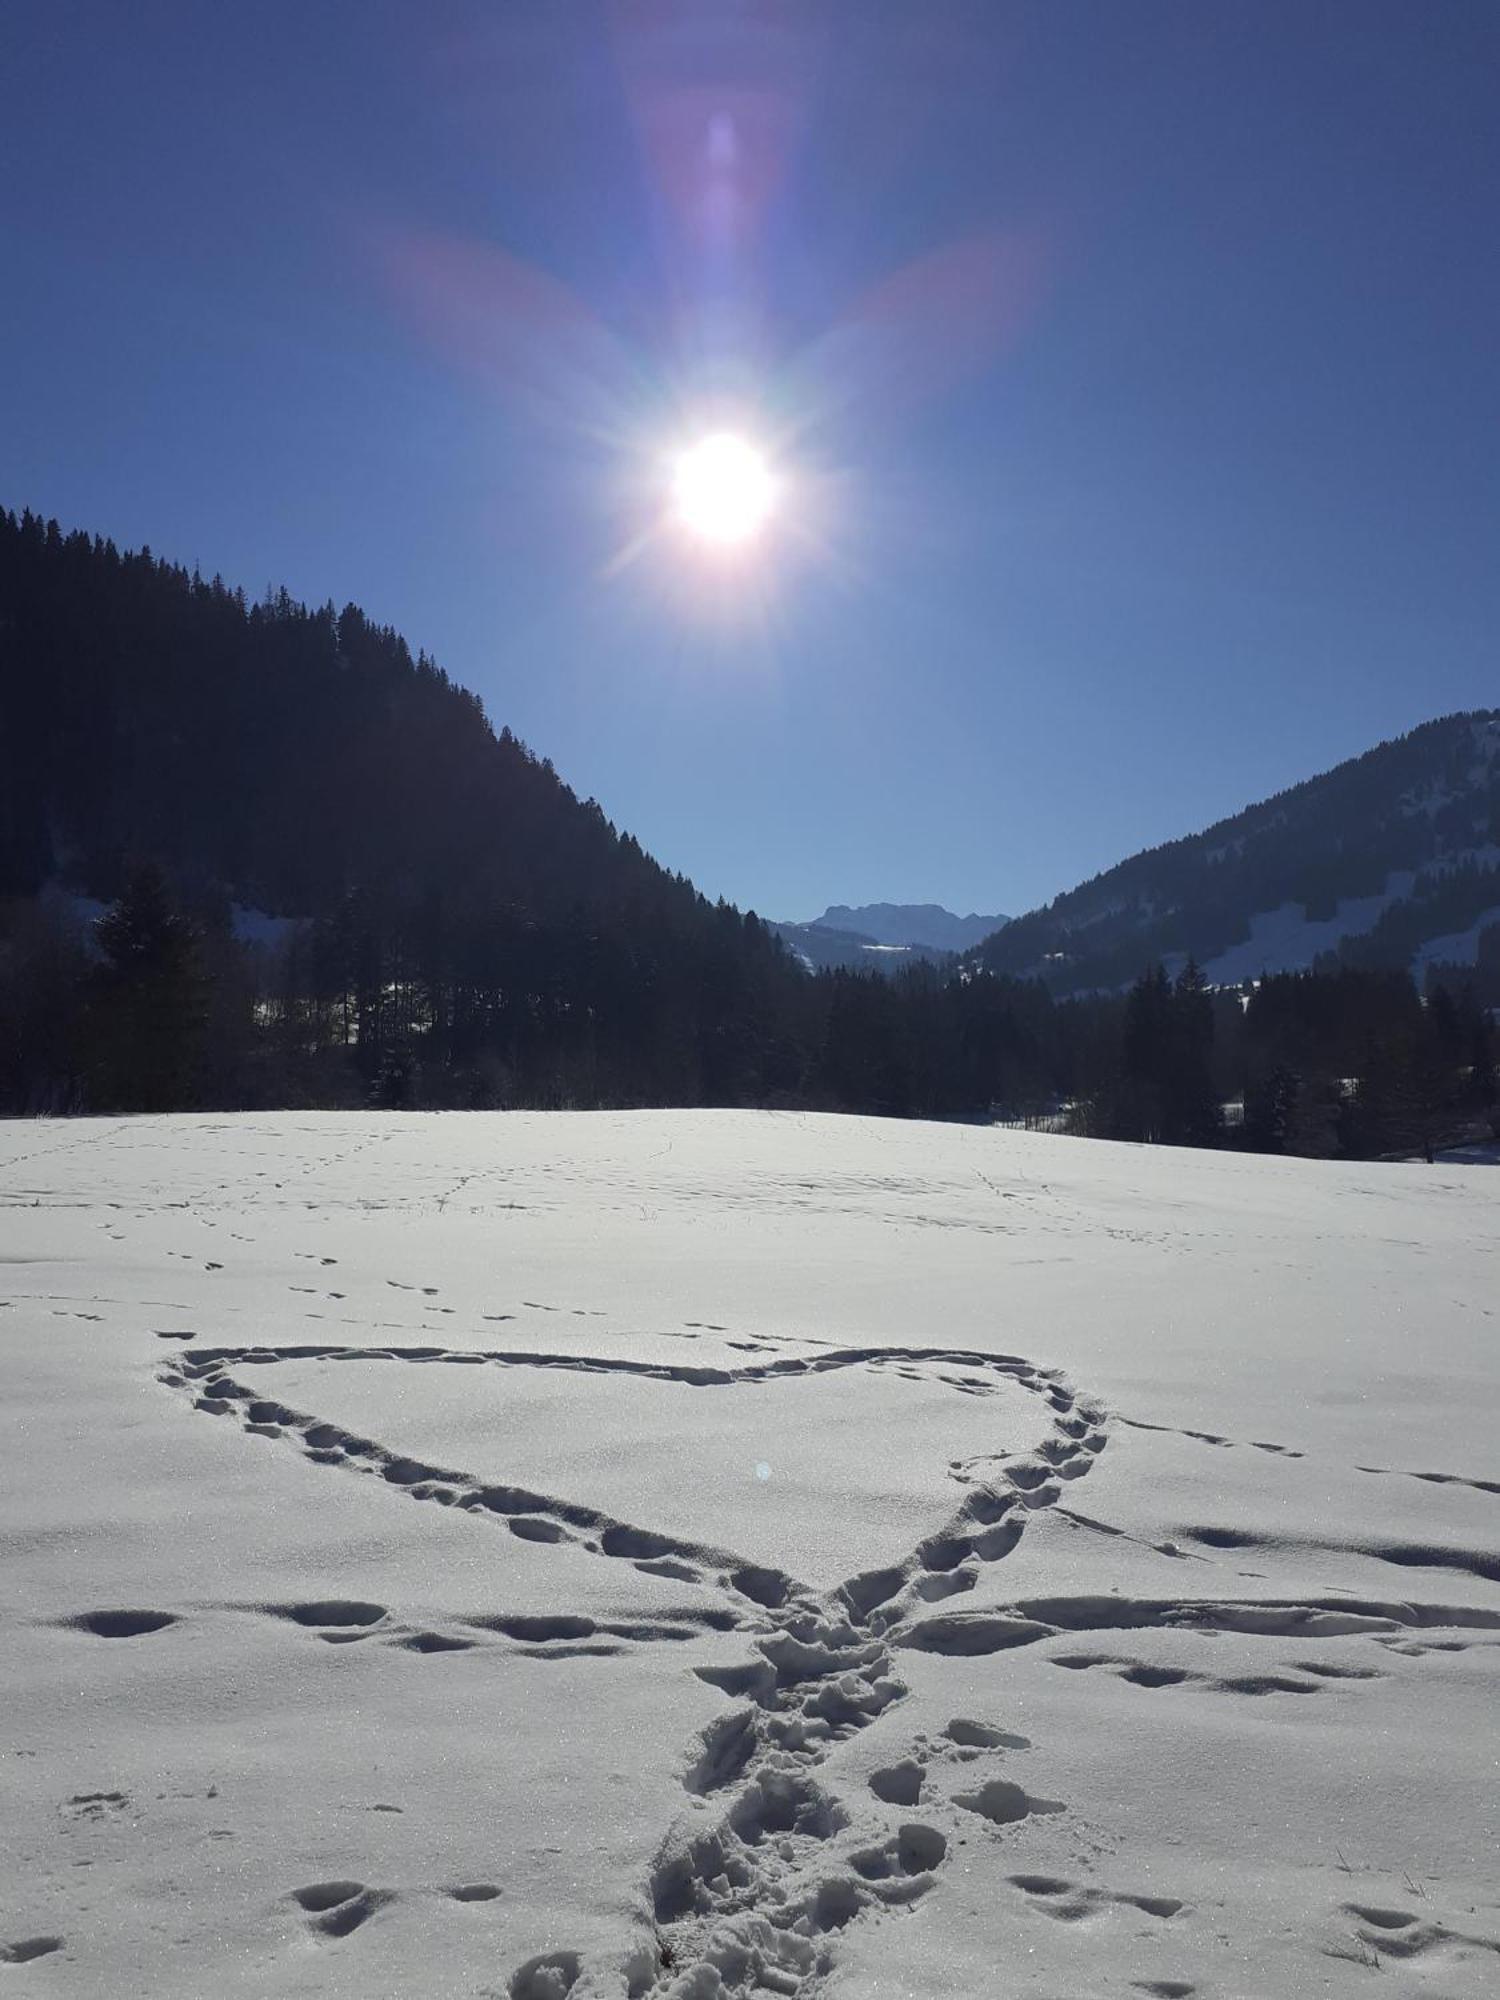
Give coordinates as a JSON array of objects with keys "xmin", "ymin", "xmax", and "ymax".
[{"xmin": 1, "ymin": 1111, "xmax": 1496, "ymax": 1997}]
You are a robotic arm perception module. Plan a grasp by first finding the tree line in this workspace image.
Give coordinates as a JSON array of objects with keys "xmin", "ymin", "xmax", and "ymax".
[
  {"xmin": 1, "ymin": 504, "xmax": 1494, "ymax": 1154},
  {"xmin": 3, "ymin": 872, "xmax": 1493, "ymax": 1160}
]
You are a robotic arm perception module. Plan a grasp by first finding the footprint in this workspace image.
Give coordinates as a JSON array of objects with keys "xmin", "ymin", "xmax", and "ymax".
[
  {"xmin": 292, "ymin": 1881, "xmax": 364, "ymax": 1913},
  {"xmin": 869, "ymin": 1761, "xmax": 924, "ymax": 1807},
  {"xmin": 509, "ymin": 1949, "xmax": 580, "ymax": 1999},
  {"xmin": 275, "ymin": 1600, "xmax": 387, "ymax": 1629},
  {"xmin": 1217, "ymin": 1673, "xmax": 1320, "ymax": 1696},
  {"xmin": 1118, "ymin": 1664, "xmax": 1193, "ymax": 1688},
  {"xmin": 684, "ymin": 1710, "xmax": 758, "ymax": 1796},
  {"xmin": 291, "ymin": 1881, "xmax": 391, "ymax": 1936},
  {"xmin": 66, "ymin": 1791, "xmax": 128, "ymax": 1819},
  {"xmin": 0, "ymin": 1937, "xmax": 64, "ymax": 1963},
  {"xmin": 726, "ymin": 1768, "xmax": 847, "ymax": 1848},
  {"xmin": 954, "ymin": 1779, "xmax": 1065, "ymax": 1827},
  {"xmin": 849, "ymin": 1823, "xmax": 947, "ymax": 1880},
  {"xmin": 635, "ymin": 1558, "xmax": 701, "ymax": 1584},
  {"xmin": 448, "ymin": 1884, "xmax": 501, "ymax": 1902},
  {"xmin": 945, "ymin": 1718, "xmax": 1030, "ymax": 1750},
  {"xmin": 1014, "ymin": 1876, "xmax": 1185, "ymax": 1925},
  {"xmin": 508, "ymin": 1517, "xmax": 570, "ymax": 1545},
  {"xmin": 472, "ymin": 1614, "xmax": 597, "ymax": 1645},
  {"xmin": 65, "ymin": 1609, "xmax": 178, "ymax": 1639}
]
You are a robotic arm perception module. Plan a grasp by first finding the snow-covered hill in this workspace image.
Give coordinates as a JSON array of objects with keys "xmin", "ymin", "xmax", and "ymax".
[
  {"xmin": 768, "ymin": 920, "xmax": 937, "ymax": 975},
  {"xmin": 978, "ymin": 711, "xmax": 1500, "ymax": 992},
  {"xmin": 1, "ymin": 1112, "xmax": 1496, "ymax": 1996}
]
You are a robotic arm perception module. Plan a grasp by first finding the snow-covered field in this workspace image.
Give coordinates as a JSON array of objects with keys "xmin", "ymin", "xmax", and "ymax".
[{"xmin": 1, "ymin": 1111, "xmax": 1496, "ymax": 1998}]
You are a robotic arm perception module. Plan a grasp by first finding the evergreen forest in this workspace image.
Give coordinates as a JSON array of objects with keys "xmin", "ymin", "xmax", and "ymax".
[{"xmin": 2, "ymin": 507, "xmax": 1495, "ymax": 1157}]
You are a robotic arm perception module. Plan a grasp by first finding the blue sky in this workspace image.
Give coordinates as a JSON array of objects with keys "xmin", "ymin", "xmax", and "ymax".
[{"xmin": 3, "ymin": 2, "xmax": 1497, "ymax": 922}]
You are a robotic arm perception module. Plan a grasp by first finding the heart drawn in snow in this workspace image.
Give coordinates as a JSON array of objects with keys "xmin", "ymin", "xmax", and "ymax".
[
  {"xmin": 158, "ymin": 1336, "xmax": 1107, "ymax": 1617},
  {"xmin": 150, "ymin": 1330, "xmax": 1113, "ymax": 1994}
]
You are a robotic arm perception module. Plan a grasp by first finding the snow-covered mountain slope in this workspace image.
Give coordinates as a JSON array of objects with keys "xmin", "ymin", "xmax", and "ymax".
[
  {"xmin": 768, "ymin": 920, "xmax": 937, "ymax": 975},
  {"xmin": 771, "ymin": 905, "xmax": 1010, "ymax": 976},
  {"xmin": 978, "ymin": 711, "xmax": 1500, "ymax": 992},
  {"xmin": 1, "ymin": 1111, "xmax": 1496, "ymax": 1997},
  {"xmin": 815, "ymin": 905, "xmax": 1009, "ymax": 953}
]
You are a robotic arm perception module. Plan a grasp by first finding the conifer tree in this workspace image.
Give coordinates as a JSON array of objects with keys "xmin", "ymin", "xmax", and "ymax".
[{"xmin": 84, "ymin": 865, "xmax": 209, "ymax": 1110}]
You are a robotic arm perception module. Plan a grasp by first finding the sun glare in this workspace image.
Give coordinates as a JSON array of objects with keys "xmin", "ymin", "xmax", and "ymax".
[{"xmin": 672, "ymin": 431, "xmax": 775, "ymax": 546}]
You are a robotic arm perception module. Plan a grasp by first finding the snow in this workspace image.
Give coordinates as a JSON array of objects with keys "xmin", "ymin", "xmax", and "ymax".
[
  {"xmin": 1, "ymin": 1110, "xmax": 1497, "ymax": 1997},
  {"xmin": 1412, "ymin": 908, "xmax": 1500, "ymax": 973},
  {"xmin": 1426, "ymin": 842, "xmax": 1500, "ymax": 878},
  {"xmin": 1200, "ymin": 875, "xmax": 1415, "ymax": 984}
]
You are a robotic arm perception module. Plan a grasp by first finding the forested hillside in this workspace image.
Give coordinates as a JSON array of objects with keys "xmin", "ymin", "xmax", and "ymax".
[
  {"xmin": 0, "ymin": 507, "xmax": 805, "ymax": 1107},
  {"xmin": 977, "ymin": 712, "xmax": 1500, "ymax": 994},
  {"xmin": 1, "ymin": 505, "xmax": 1493, "ymax": 1158},
  {"xmin": 1, "ymin": 507, "xmax": 737, "ymax": 928}
]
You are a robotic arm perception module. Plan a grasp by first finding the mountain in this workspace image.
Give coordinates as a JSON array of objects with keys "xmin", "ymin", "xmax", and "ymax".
[
  {"xmin": 815, "ymin": 903, "xmax": 1008, "ymax": 952},
  {"xmin": 767, "ymin": 921, "xmax": 941, "ymax": 975},
  {"xmin": 975, "ymin": 712, "xmax": 1500, "ymax": 994},
  {"xmin": 0, "ymin": 508, "xmax": 673, "ymax": 928},
  {"xmin": 769, "ymin": 902, "xmax": 1010, "ymax": 975},
  {"xmin": 0, "ymin": 506, "xmax": 804, "ymax": 1108},
  {"xmin": 3, "ymin": 506, "xmax": 1493, "ymax": 1143}
]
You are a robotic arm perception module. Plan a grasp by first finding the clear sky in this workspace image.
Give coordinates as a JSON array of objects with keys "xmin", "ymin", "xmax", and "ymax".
[{"xmin": 3, "ymin": 2, "xmax": 1497, "ymax": 923}]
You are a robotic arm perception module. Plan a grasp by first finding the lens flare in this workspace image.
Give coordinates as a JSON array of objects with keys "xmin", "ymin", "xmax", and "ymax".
[{"xmin": 672, "ymin": 432, "xmax": 775, "ymax": 545}]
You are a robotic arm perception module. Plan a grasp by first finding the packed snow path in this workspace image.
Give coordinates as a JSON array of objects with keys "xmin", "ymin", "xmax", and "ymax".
[{"xmin": 1, "ymin": 1111, "xmax": 1497, "ymax": 1997}]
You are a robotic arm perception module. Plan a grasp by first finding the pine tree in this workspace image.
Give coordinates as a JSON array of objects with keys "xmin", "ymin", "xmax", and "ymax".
[
  {"xmin": 84, "ymin": 865, "xmax": 209, "ymax": 1110},
  {"xmin": 1470, "ymin": 1018, "xmax": 1497, "ymax": 1109},
  {"xmin": 1168, "ymin": 958, "xmax": 1222, "ymax": 1146}
]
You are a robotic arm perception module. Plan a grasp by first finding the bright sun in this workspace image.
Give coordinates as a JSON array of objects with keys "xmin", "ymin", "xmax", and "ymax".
[{"xmin": 671, "ymin": 432, "xmax": 775, "ymax": 546}]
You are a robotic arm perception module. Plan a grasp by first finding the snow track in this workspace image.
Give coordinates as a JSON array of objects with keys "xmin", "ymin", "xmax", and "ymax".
[
  {"xmin": 3, "ymin": 1110, "xmax": 1498, "ymax": 1997},
  {"xmin": 154, "ymin": 1337, "xmax": 1109, "ymax": 1994},
  {"xmin": 148, "ymin": 1328, "xmax": 1500, "ymax": 1997}
]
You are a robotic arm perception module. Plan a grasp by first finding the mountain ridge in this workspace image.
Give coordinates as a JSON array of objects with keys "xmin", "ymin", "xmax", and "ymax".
[
  {"xmin": 812, "ymin": 903, "xmax": 1008, "ymax": 953},
  {"xmin": 0, "ymin": 503, "xmax": 806, "ymax": 1108},
  {"xmin": 973, "ymin": 711, "xmax": 1500, "ymax": 993},
  {"xmin": 768, "ymin": 901, "xmax": 1010, "ymax": 976}
]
